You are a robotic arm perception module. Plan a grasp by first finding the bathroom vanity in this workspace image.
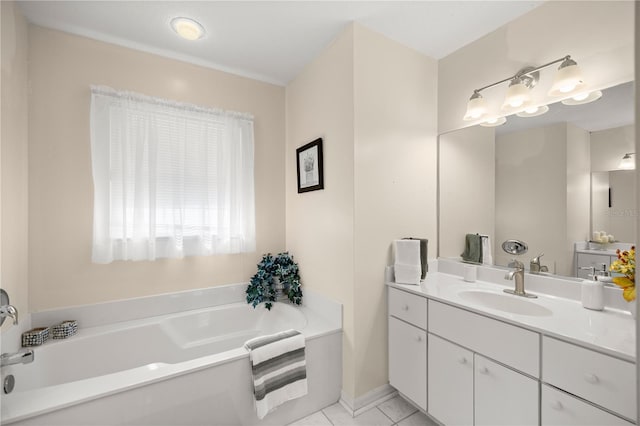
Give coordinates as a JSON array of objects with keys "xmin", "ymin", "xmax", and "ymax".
[{"xmin": 387, "ymin": 260, "xmax": 636, "ymax": 425}]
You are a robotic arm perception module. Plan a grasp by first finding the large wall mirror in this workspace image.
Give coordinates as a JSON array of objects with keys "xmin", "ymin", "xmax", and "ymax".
[{"xmin": 439, "ymin": 81, "xmax": 635, "ymax": 279}]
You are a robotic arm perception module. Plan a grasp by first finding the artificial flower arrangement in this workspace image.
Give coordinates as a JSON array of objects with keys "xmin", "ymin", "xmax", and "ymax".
[{"xmin": 610, "ymin": 246, "xmax": 636, "ymax": 302}]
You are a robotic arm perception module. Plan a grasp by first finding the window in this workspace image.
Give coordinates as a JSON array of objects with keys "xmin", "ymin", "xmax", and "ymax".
[{"xmin": 90, "ymin": 86, "xmax": 255, "ymax": 263}]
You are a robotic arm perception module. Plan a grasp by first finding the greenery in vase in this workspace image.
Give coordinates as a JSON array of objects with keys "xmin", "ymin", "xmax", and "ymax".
[{"xmin": 246, "ymin": 252, "xmax": 303, "ymax": 310}]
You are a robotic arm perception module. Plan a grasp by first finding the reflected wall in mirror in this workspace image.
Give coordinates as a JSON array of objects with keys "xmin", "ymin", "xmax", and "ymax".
[
  {"xmin": 592, "ymin": 170, "xmax": 637, "ymax": 242},
  {"xmin": 439, "ymin": 81, "xmax": 635, "ymax": 279}
]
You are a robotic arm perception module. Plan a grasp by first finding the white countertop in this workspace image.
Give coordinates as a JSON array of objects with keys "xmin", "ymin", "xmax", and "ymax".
[
  {"xmin": 388, "ymin": 271, "xmax": 636, "ymax": 363},
  {"xmin": 576, "ymin": 248, "xmax": 619, "ymax": 256}
]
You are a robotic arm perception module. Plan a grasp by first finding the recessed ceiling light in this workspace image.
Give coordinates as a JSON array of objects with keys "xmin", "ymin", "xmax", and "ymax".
[{"xmin": 170, "ymin": 17, "xmax": 205, "ymax": 41}]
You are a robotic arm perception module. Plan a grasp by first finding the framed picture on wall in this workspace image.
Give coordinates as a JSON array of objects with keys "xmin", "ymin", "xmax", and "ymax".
[{"xmin": 296, "ymin": 138, "xmax": 324, "ymax": 193}]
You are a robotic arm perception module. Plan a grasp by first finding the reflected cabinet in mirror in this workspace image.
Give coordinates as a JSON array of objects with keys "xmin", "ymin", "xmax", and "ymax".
[{"xmin": 439, "ymin": 81, "xmax": 635, "ymax": 279}]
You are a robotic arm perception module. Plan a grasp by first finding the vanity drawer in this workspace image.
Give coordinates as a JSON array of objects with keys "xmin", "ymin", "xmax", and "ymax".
[
  {"xmin": 541, "ymin": 384, "xmax": 633, "ymax": 426},
  {"xmin": 428, "ymin": 300, "xmax": 539, "ymax": 377},
  {"xmin": 542, "ymin": 336, "xmax": 636, "ymax": 420},
  {"xmin": 388, "ymin": 287, "xmax": 427, "ymax": 329}
]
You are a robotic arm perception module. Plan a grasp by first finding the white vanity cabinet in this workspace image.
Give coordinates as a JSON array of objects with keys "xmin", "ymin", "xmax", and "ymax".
[
  {"xmin": 428, "ymin": 334, "xmax": 473, "ymax": 425},
  {"xmin": 388, "ymin": 287, "xmax": 427, "ymax": 411},
  {"xmin": 427, "ymin": 300, "xmax": 539, "ymax": 425},
  {"xmin": 542, "ymin": 384, "xmax": 633, "ymax": 426},
  {"xmin": 542, "ymin": 336, "xmax": 636, "ymax": 423},
  {"xmin": 474, "ymin": 355, "xmax": 538, "ymax": 426}
]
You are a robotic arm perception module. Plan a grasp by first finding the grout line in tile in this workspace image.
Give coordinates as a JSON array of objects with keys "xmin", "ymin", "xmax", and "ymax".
[{"xmin": 320, "ymin": 409, "xmax": 334, "ymax": 426}]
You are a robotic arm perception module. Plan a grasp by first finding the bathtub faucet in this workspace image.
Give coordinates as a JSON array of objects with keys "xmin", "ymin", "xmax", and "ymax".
[{"xmin": 1, "ymin": 349, "xmax": 34, "ymax": 367}]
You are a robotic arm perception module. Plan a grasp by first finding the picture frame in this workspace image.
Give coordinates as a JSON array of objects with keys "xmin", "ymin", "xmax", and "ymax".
[{"xmin": 296, "ymin": 138, "xmax": 324, "ymax": 193}]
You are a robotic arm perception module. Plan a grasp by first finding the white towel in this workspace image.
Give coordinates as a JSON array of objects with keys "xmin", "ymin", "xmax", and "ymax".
[
  {"xmin": 394, "ymin": 239, "xmax": 421, "ymax": 266},
  {"xmin": 244, "ymin": 330, "xmax": 308, "ymax": 419},
  {"xmin": 481, "ymin": 236, "xmax": 493, "ymax": 265},
  {"xmin": 394, "ymin": 264, "xmax": 421, "ymax": 285},
  {"xmin": 394, "ymin": 240, "xmax": 421, "ymax": 284}
]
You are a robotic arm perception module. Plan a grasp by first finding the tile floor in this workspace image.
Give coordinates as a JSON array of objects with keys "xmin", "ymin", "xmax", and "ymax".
[{"xmin": 288, "ymin": 395, "xmax": 439, "ymax": 426}]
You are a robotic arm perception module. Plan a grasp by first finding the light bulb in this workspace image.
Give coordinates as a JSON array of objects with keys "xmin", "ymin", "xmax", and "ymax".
[{"xmin": 171, "ymin": 17, "xmax": 205, "ymax": 41}]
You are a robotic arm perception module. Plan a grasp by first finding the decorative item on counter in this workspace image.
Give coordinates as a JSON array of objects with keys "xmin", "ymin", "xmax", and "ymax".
[
  {"xmin": 51, "ymin": 320, "xmax": 78, "ymax": 339},
  {"xmin": 581, "ymin": 280, "xmax": 604, "ymax": 311},
  {"xmin": 609, "ymin": 246, "xmax": 636, "ymax": 303},
  {"xmin": 22, "ymin": 327, "xmax": 50, "ymax": 347},
  {"xmin": 463, "ymin": 264, "xmax": 477, "ymax": 283},
  {"xmin": 590, "ymin": 230, "xmax": 615, "ymax": 245},
  {"xmin": 393, "ymin": 239, "xmax": 422, "ymax": 285},
  {"xmin": 246, "ymin": 252, "xmax": 303, "ymax": 311}
]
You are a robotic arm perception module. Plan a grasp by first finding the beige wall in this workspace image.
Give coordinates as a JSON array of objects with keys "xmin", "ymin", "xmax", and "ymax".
[
  {"xmin": 439, "ymin": 126, "xmax": 495, "ymax": 259},
  {"xmin": 494, "ymin": 123, "xmax": 590, "ymax": 276},
  {"xmin": 1, "ymin": 1, "xmax": 29, "ymax": 328},
  {"xmin": 28, "ymin": 26, "xmax": 286, "ymax": 311},
  {"xmin": 286, "ymin": 23, "xmax": 438, "ymax": 400},
  {"xmin": 285, "ymin": 25, "xmax": 356, "ymax": 396},
  {"xmin": 439, "ymin": 1, "xmax": 635, "ymax": 134},
  {"xmin": 352, "ymin": 24, "xmax": 437, "ymax": 398}
]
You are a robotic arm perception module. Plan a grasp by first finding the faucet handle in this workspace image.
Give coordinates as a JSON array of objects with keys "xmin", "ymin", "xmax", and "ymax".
[
  {"xmin": 0, "ymin": 304, "xmax": 18, "ymax": 325},
  {"xmin": 531, "ymin": 253, "xmax": 544, "ymax": 263}
]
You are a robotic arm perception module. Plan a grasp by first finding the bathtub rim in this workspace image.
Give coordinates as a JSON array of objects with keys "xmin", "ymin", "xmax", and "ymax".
[{"xmin": 1, "ymin": 286, "xmax": 342, "ymax": 425}]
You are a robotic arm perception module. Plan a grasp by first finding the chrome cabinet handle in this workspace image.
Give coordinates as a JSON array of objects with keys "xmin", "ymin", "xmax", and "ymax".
[
  {"xmin": 478, "ymin": 366, "xmax": 489, "ymax": 375},
  {"xmin": 457, "ymin": 357, "xmax": 467, "ymax": 365},
  {"xmin": 402, "ymin": 304, "xmax": 409, "ymax": 311},
  {"xmin": 416, "ymin": 335, "xmax": 423, "ymax": 342},
  {"xmin": 584, "ymin": 374, "xmax": 600, "ymax": 384}
]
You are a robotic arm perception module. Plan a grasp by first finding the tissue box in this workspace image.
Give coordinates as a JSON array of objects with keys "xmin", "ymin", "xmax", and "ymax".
[
  {"xmin": 22, "ymin": 327, "xmax": 50, "ymax": 347},
  {"xmin": 51, "ymin": 320, "xmax": 78, "ymax": 339}
]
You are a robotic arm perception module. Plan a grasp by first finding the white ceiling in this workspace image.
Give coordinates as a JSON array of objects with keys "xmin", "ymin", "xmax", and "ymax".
[{"xmin": 18, "ymin": 1, "xmax": 544, "ymax": 86}]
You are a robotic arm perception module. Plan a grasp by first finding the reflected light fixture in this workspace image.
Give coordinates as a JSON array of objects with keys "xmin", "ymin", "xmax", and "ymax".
[
  {"xmin": 619, "ymin": 153, "xmax": 635, "ymax": 170},
  {"xmin": 462, "ymin": 55, "xmax": 587, "ymax": 121},
  {"xmin": 170, "ymin": 17, "xmax": 205, "ymax": 40},
  {"xmin": 480, "ymin": 116, "xmax": 507, "ymax": 127},
  {"xmin": 516, "ymin": 105, "xmax": 549, "ymax": 118},
  {"xmin": 561, "ymin": 90, "xmax": 603, "ymax": 106}
]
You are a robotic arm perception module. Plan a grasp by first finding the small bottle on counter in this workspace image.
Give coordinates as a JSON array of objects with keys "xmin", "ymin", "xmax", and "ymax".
[{"xmin": 581, "ymin": 280, "xmax": 604, "ymax": 311}]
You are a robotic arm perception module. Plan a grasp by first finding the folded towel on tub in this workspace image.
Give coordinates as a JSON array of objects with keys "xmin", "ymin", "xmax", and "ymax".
[{"xmin": 244, "ymin": 329, "xmax": 308, "ymax": 419}]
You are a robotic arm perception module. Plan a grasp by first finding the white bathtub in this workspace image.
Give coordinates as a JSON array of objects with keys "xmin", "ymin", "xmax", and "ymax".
[{"xmin": 0, "ymin": 286, "xmax": 342, "ymax": 425}]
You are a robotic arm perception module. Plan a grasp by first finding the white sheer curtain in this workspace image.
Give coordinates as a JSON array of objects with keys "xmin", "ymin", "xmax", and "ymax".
[{"xmin": 90, "ymin": 86, "xmax": 255, "ymax": 263}]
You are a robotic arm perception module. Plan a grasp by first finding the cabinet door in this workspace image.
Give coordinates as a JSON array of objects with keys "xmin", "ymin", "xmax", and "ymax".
[
  {"xmin": 475, "ymin": 355, "xmax": 538, "ymax": 426},
  {"xmin": 428, "ymin": 334, "xmax": 473, "ymax": 425},
  {"xmin": 542, "ymin": 384, "xmax": 633, "ymax": 426},
  {"xmin": 389, "ymin": 316, "xmax": 427, "ymax": 411}
]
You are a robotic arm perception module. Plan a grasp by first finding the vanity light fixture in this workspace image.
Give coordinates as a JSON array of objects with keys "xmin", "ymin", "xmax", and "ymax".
[
  {"xmin": 548, "ymin": 57, "xmax": 585, "ymax": 97},
  {"xmin": 462, "ymin": 55, "xmax": 587, "ymax": 121},
  {"xmin": 618, "ymin": 153, "xmax": 635, "ymax": 170},
  {"xmin": 561, "ymin": 90, "xmax": 603, "ymax": 106},
  {"xmin": 463, "ymin": 91, "xmax": 489, "ymax": 121},
  {"xmin": 170, "ymin": 17, "xmax": 205, "ymax": 41},
  {"xmin": 480, "ymin": 116, "xmax": 507, "ymax": 127},
  {"xmin": 516, "ymin": 105, "xmax": 549, "ymax": 118}
]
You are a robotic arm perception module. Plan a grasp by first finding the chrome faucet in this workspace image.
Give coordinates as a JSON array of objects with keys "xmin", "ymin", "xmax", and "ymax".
[
  {"xmin": 529, "ymin": 253, "xmax": 549, "ymax": 274},
  {"xmin": 504, "ymin": 259, "xmax": 537, "ymax": 298},
  {"xmin": 1, "ymin": 350, "xmax": 34, "ymax": 367}
]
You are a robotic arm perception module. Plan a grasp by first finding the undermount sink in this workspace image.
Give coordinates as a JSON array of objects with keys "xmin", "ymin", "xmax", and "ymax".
[{"xmin": 457, "ymin": 290, "xmax": 553, "ymax": 317}]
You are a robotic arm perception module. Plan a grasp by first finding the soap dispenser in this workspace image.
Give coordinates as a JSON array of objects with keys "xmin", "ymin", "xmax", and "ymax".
[{"xmin": 580, "ymin": 266, "xmax": 604, "ymax": 311}]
